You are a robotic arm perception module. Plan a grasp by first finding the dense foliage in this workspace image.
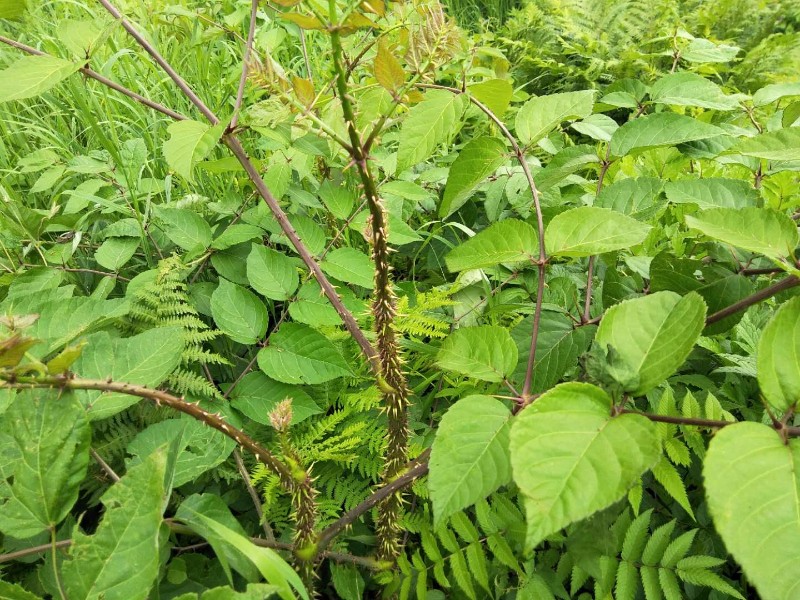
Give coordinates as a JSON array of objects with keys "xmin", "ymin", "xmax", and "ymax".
[{"xmin": 0, "ymin": 0, "xmax": 799, "ymax": 598}]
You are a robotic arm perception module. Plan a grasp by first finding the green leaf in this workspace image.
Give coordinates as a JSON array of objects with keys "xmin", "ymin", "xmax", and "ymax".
[
  {"xmin": 571, "ymin": 113, "xmax": 619, "ymax": 142},
  {"xmin": 441, "ymin": 137, "xmax": 507, "ymax": 217},
  {"xmin": 62, "ymin": 449, "xmax": 166, "ymax": 600},
  {"xmin": 445, "ymin": 219, "xmax": 538, "ymax": 272},
  {"xmin": 257, "ymin": 323, "xmax": 352, "ymax": 384},
  {"xmin": 429, "ymin": 396, "xmax": 512, "ymax": 526},
  {"xmin": 595, "ymin": 177, "xmax": 665, "ymax": 221},
  {"xmin": 595, "ymin": 291, "xmax": 707, "ymax": 395},
  {"xmin": 609, "ymin": 113, "xmax": 725, "ymax": 156},
  {"xmin": 704, "ymin": 422, "xmax": 800, "ymax": 600},
  {"xmin": 396, "ymin": 90, "xmax": 464, "ymax": 173},
  {"xmin": 0, "ymin": 55, "xmax": 80, "ymax": 103},
  {"xmin": 190, "ymin": 512, "xmax": 309, "ymax": 600},
  {"xmin": 757, "ymin": 297, "xmax": 800, "ymax": 412},
  {"xmin": 468, "ymin": 79, "xmax": 513, "ymax": 117},
  {"xmin": 510, "ymin": 312, "xmax": 596, "ymax": 393},
  {"xmin": 546, "ymin": 207, "xmax": 651, "ymax": 257},
  {"xmin": 515, "ymin": 90, "xmax": 595, "ymax": 145},
  {"xmin": 155, "ymin": 207, "xmax": 213, "ymax": 251},
  {"xmin": 649, "ymin": 72, "xmax": 739, "ymax": 110},
  {"xmin": 510, "ymin": 383, "xmax": 660, "ymax": 549},
  {"xmin": 437, "ymin": 325, "xmax": 518, "ymax": 382},
  {"xmin": 0, "ymin": 581, "xmax": 41, "ymax": 600},
  {"xmin": 685, "ymin": 207, "xmax": 799, "ymax": 260},
  {"xmin": 176, "ymin": 494, "xmax": 260, "ymax": 583},
  {"xmin": 58, "ymin": 19, "xmax": 104, "ymax": 57},
  {"xmin": 228, "ymin": 372, "xmax": 321, "ymax": 425},
  {"xmin": 318, "ymin": 179, "xmax": 355, "ymax": 220},
  {"xmin": 664, "ymin": 178, "xmax": 758, "ymax": 210},
  {"xmin": 321, "ymin": 247, "xmax": 375, "ymax": 289},
  {"xmin": 211, "ymin": 224, "xmax": 265, "ymax": 250},
  {"xmin": 533, "ymin": 145, "xmax": 599, "ymax": 192},
  {"xmin": 127, "ymin": 418, "xmax": 234, "ymax": 488},
  {"xmin": 211, "ymin": 279, "xmax": 268, "ymax": 345},
  {"xmin": 95, "ymin": 237, "xmax": 139, "ymax": 271},
  {"xmin": 729, "ymin": 128, "xmax": 800, "ymax": 161},
  {"xmin": 163, "ymin": 119, "xmax": 224, "ymax": 183},
  {"xmin": 75, "ymin": 327, "xmax": 183, "ymax": 420},
  {"xmin": 0, "ymin": 0, "xmax": 27, "ymax": 19},
  {"xmin": 0, "ymin": 390, "xmax": 90, "ymax": 537},
  {"xmin": 752, "ymin": 82, "xmax": 800, "ymax": 107},
  {"xmin": 247, "ymin": 244, "xmax": 299, "ymax": 300}
]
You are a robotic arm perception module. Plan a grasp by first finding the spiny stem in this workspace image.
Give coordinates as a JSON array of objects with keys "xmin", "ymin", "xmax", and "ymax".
[{"xmin": 329, "ymin": 16, "xmax": 410, "ymax": 561}]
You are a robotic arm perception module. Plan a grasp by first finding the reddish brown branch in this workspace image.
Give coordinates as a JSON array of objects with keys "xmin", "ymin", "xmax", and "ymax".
[{"xmin": 705, "ymin": 275, "xmax": 800, "ymax": 325}]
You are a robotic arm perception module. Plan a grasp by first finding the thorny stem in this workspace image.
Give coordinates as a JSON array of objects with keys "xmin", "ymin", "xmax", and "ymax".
[
  {"xmin": 0, "ymin": 35, "xmax": 186, "ymax": 121},
  {"xmin": 329, "ymin": 11, "xmax": 410, "ymax": 562},
  {"xmin": 229, "ymin": 0, "xmax": 259, "ymax": 131},
  {"xmin": 317, "ymin": 449, "xmax": 431, "ymax": 554},
  {"xmin": 705, "ymin": 275, "xmax": 800, "ymax": 325},
  {"xmin": 416, "ymin": 83, "xmax": 547, "ymax": 403},
  {"xmin": 91, "ymin": 0, "xmax": 381, "ymax": 373}
]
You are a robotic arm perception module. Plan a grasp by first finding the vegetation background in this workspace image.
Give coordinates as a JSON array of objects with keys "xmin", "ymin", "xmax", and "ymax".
[{"xmin": 0, "ymin": 0, "xmax": 799, "ymax": 599}]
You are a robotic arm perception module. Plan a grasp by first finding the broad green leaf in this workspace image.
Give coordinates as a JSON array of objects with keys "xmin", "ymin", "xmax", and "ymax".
[
  {"xmin": 468, "ymin": 79, "xmax": 513, "ymax": 117},
  {"xmin": 546, "ymin": 207, "xmax": 651, "ymax": 257},
  {"xmin": 595, "ymin": 291, "xmax": 707, "ymax": 395},
  {"xmin": 176, "ymin": 494, "xmax": 260, "ymax": 583},
  {"xmin": 533, "ymin": 145, "xmax": 599, "ymax": 192},
  {"xmin": 757, "ymin": 297, "xmax": 800, "ymax": 412},
  {"xmin": 682, "ymin": 38, "xmax": 740, "ymax": 63},
  {"xmin": 515, "ymin": 90, "xmax": 595, "ymax": 145},
  {"xmin": 58, "ymin": 19, "xmax": 104, "ymax": 57},
  {"xmin": 0, "ymin": 55, "xmax": 80, "ymax": 103},
  {"xmin": 257, "ymin": 323, "xmax": 352, "ymax": 384},
  {"xmin": 287, "ymin": 280, "xmax": 366, "ymax": 328},
  {"xmin": 318, "ymin": 179, "xmax": 355, "ymax": 220},
  {"xmin": 155, "ymin": 207, "xmax": 213, "ymax": 251},
  {"xmin": 595, "ymin": 177, "xmax": 665, "ymax": 221},
  {"xmin": 321, "ymin": 247, "xmax": 375, "ymax": 289},
  {"xmin": 211, "ymin": 224, "xmax": 264, "ymax": 250},
  {"xmin": 228, "ymin": 372, "xmax": 321, "ymax": 425},
  {"xmin": 510, "ymin": 383, "xmax": 660, "ymax": 549},
  {"xmin": 571, "ymin": 113, "xmax": 619, "ymax": 141},
  {"xmin": 510, "ymin": 312, "xmax": 596, "ymax": 393},
  {"xmin": 211, "ymin": 279, "xmax": 268, "ymax": 345},
  {"xmin": 74, "ymin": 327, "xmax": 183, "ymax": 420},
  {"xmin": 0, "ymin": 581, "xmax": 40, "ymax": 599},
  {"xmin": 396, "ymin": 90, "xmax": 464, "ymax": 173},
  {"xmin": 430, "ymin": 395, "xmax": 512, "ymax": 526},
  {"xmin": 752, "ymin": 82, "xmax": 800, "ymax": 107},
  {"xmin": 729, "ymin": 128, "xmax": 800, "ymax": 161},
  {"xmin": 609, "ymin": 113, "xmax": 725, "ymax": 156},
  {"xmin": 437, "ymin": 325, "xmax": 518, "ymax": 382},
  {"xmin": 685, "ymin": 207, "xmax": 798, "ymax": 260},
  {"xmin": 0, "ymin": 0, "xmax": 27, "ymax": 19},
  {"xmin": 649, "ymin": 72, "xmax": 739, "ymax": 110},
  {"xmin": 664, "ymin": 178, "xmax": 758, "ymax": 210},
  {"xmin": 127, "ymin": 418, "xmax": 234, "ymax": 488},
  {"xmin": 783, "ymin": 101, "xmax": 800, "ymax": 128},
  {"xmin": 247, "ymin": 245, "xmax": 299, "ymax": 300},
  {"xmin": 445, "ymin": 219, "xmax": 538, "ymax": 272},
  {"xmin": 62, "ymin": 449, "xmax": 166, "ymax": 600},
  {"xmin": 24, "ymin": 296, "xmax": 129, "ymax": 357},
  {"xmin": 439, "ymin": 137, "xmax": 506, "ymax": 218},
  {"xmin": 704, "ymin": 423, "xmax": 800, "ymax": 600},
  {"xmin": 0, "ymin": 390, "xmax": 90, "ymax": 537},
  {"xmin": 191, "ymin": 512, "xmax": 309, "ymax": 600},
  {"xmin": 349, "ymin": 210, "xmax": 423, "ymax": 246},
  {"xmin": 95, "ymin": 237, "xmax": 139, "ymax": 270},
  {"xmin": 163, "ymin": 120, "xmax": 224, "ymax": 183},
  {"xmin": 441, "ymin": 137, "xmax": 507, "ymax": 217}
]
